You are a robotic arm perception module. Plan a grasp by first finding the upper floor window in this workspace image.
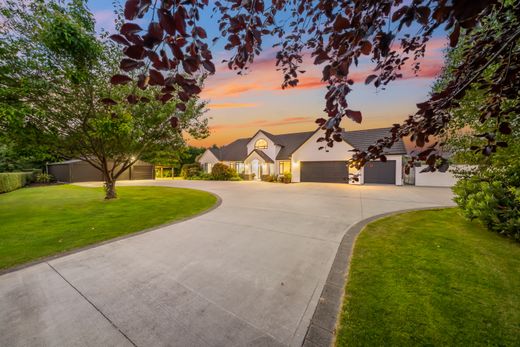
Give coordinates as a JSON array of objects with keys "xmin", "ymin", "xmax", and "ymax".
[{"xmin": 255, "ymin": 138, "xmax": 268, "ymax": 149}]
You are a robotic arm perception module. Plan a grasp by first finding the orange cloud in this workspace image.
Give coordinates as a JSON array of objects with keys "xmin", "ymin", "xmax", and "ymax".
[
  {"xmin": 210, "ymin": 116, "xmax": 314, "ymax": 131},
  {"xmin": 208, "ymin": 102, "xmax": 259, "ymax": 109},
  {"xmin": 203, "ymin": 37, "xmax": 445, "ymax": 98}
]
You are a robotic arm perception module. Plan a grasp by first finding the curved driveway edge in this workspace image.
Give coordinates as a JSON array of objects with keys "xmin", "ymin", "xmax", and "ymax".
[
  {"xmin": 301, "ymin": 207, "xmax": 452, "ymax": 347},
  {"xmin": 0, "ymin": 181, "xmax": 455, "ymax": 347},
  {"xmin": 0, "ymin": 188, "xmax": 222, "ymax": 276}
]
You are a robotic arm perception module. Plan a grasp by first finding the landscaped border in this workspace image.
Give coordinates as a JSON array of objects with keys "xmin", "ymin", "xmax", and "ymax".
[
  {"xmin": 0, "ymin": 188, "xmax": 222, "ymax": 276},
  {"xmin": 302, "ymin": 207, "xmax": 451, "ymax": 347}
]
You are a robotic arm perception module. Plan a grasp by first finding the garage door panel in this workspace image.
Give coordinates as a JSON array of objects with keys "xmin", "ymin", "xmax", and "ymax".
[
  {"xmin": 301, "ymin": 161, "xmax": 348, "ymax": 183},
  {"xmin": 364, "ymin": 161, "xmax": 396, "ymax": 184}
]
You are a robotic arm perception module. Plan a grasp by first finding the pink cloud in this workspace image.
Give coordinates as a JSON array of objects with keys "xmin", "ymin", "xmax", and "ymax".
[
  {"xmin": 210, "ymin": 116, "xmax": 314, "ymax": 131},
  {"xmin": 208, "ymin": 102, "xmax": 259, "ymax": 109},
  {"xmin": 203, "ymin": 37, "xmax": 446, "ymax": 98}
]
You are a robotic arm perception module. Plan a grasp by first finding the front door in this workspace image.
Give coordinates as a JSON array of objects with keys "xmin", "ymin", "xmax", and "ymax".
[{"xmin": 251, "ymin": 159, "xmax": 260, "ymax": 180}]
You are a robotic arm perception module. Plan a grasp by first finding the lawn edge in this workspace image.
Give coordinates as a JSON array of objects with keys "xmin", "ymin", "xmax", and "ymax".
[
  {"xmin": 301, "ymin": 206, "xmax": 454, "ymax": 347},
  {"xmin": 0, "ymin": 188, "xmax": 222, "ymax": 276}
]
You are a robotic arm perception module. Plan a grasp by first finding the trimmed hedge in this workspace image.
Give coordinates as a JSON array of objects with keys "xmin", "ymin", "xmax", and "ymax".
[{"xmin": 0, "ymin": 172, "xmax": 34, "ymax": 193}]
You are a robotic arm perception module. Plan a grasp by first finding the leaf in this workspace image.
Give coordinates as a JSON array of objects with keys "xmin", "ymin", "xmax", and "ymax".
[
  {"xmin": 178, "ymin": 91, "xmax": 190, "ymax": 102},
  {"xmin": 345, "ymin": 109, "xmax": 362, "ymax": 123},
  {"xmin": 109, "ymin": 34, "xmax": 130, "ymax": 46},
  {"xmin": 359, "ymin": 41, "xmax": 372, "ymax": 55},
  {"xmin": 121, "ymin": 23, "xmax": 143, "ymax": 35},
  {"xmin": 124, "ymin": 0, "xmax": 139, "ymax": 20},
  {"xmin": 365, "ymin": 74, "xmax": 377, "ymax": 85},
  {"xmin": 202, "ymin": 60, "xmax": 216, "ymax": 74},
  {"xmin": 170, "ymin": 116, "xmax": 179, "ymax": 128},
  {"xmin": 176, "ymin": 102, "xmax": 186, "ymax": 111},
  {"xmin": 148, "ymin": 22, "xmax": 164, "ymax": 42},
  {"xmin": 149, "ymin": 69, "xmax": 165, "ymax": 85},
  {"xmin": 195, "ymin": 26, "xmax": 207, "ymax": 38},
  {"xmin": 127, "ymin": 94, "xmax": 138, "ymax": 104},
  {"xmin": 158, "ymin": 9, "xmax": 175, "ymax": 35},
  {"xmin": 124, "ymin": 45, "xmax": 145, "ymax": 59},
  {"xmin": 449, "ymin": 22, "xmax": 460, "ymax": 47},
  {"xmin": 110, "ymin": 74, "xmax": 132, "ymax": 85},
  {"xmin": 498, "ymin": 122, "xmax": 512, "ymax": 135},
  {"xmin": 379, "ymin": 155, "xmax": 387, "ymax": 162},
  {"xmin": 120, "ymin": 58, "xmax": 145, "ymax": 72},
  {"xmin": 315, "ymin": 118, "xmax": 326, "ymax": 126},
  {"xmin": 101, "ymin": 98, "xmax": 117, "ymax": 106},
  {"xmin": 174, "ymin": 10, "xmax": 187, "ymax": 35},
  {"xmin": 137, "ymin": 74, "xmax": 149, "ymax": 90},
  {"xmin": 168, "ymin": 42, "xmax": 184, "ymax": 60},
  {"xmin": 160, "ymin": 93, "xmax": 173, "ymax": 103},
  {"xmin": 333, "ymin": 15, "xmax": 349, "ymax": 31}
]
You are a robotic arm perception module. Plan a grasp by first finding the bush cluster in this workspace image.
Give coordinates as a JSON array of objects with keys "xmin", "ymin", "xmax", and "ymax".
[
  {"xmin": 35, "ymin": 173, "xmax": 54, "ymax": 183},
  {"xmin": 211, "ymin": 163, "xmax": 238, "ymax": 180},
  {"xmin": 0, "ymin": 172, "xmax": 35, "ymax": 193},
  {"xmin": 453, "ymin": 163, "xmax": 520, "ymax": 240},
  {"xmin": 180, "ymin": 163, "xmax": 202, "ymax": 178},
  {"xmin": 261, "ymin": 173, "xmax": 291, "ymax": 183}
]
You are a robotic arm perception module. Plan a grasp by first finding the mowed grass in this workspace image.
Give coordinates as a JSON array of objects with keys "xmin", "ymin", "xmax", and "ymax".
[
  {"xmin": 336, "ymin": 208, "xmax": 520, "ymax": 347},
  {"xmin": 0, "ymin": 185, "xmax": 217, "ymax": 270}
]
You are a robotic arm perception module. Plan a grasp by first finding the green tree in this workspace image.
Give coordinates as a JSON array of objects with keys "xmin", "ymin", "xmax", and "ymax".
[
  {"xmin": 433, "ymin": 16, "xmax": 520, "ymax": 238},
  {"xmin": 0, "ymin": 0, "xmax": 208, "ymax": 199}
]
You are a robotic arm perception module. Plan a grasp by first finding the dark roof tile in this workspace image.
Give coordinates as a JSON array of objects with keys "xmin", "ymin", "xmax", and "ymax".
[{"xmin": 342, "ymin": 127, "xmax": 406, "ymax": 155}]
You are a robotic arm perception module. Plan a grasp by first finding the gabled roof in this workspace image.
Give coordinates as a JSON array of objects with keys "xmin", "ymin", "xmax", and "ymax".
[
  {"xmin": 245, "ymin": 149, "xmax": 274, "ymax": 163},
  {"xmin": 273, "ymin": 131, "xmax": 315, "ymax": 160},
  {"xmin": 250, "ymin": 129, "xmax": 279, "ymax": 144},
  {"xmin": 342, "ymin": 127, "xmax": 407, "ymax": 155},
  {"xmin": 205, "ymin": 127, "xmax": 406, "ymax": 162},
  {"xmin": 208, "ymin": 138, "xmax": 249, "ymax": 161}
]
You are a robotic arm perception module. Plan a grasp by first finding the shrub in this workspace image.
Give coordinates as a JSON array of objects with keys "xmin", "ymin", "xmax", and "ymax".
[
  {"xmin": 240, "ymin": 173, "xmax": 255, "ymax": 180},
  {"xmin": 180, "ymin": 163, "xmax": 202, "ymax": 178},
  {"xmin": 282, "ymin": 172, "xmax": 292, "ymax": 183},
  {"xmin": 261, "ymin": 174, "xmax": 277, "ymax": 182},
  {"xmin": 35, "ymin": 172, "xmax": 54, "ymax": 183},
  {"xmin": 453, "ymin": 163, "xmax": 520, "ymax": 240},
  {"xmin": 0, "ymin": 172, "xmax": 34, "ymax": 193},
  {"xmin": 211, "ymin": 163, "xmax": 238, "ymax": 180}
]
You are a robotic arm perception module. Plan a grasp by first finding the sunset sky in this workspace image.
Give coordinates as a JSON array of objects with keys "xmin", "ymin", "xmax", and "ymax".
[{"xmin": 89, "ymin": 1, "xmax": 447, "ymax": 148}]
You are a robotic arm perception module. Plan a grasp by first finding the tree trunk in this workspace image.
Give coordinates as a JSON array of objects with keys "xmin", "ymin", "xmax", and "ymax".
[{"xmin": 104, "ymin": 177, "xmax": 117, "ymax": 200}]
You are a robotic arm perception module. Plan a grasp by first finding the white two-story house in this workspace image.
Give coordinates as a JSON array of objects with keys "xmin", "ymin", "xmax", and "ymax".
[{"xmin": 197, "ymin": 127, "xmax": 407, "ymax": 185}]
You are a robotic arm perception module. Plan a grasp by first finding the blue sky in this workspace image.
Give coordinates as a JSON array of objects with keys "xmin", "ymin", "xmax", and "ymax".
[{"xmin": 87, "ymin": 0, "xmax": 447, "ymax": 147}]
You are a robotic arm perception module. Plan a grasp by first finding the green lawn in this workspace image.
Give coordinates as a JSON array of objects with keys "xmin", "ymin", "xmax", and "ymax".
[
  {"xmin": 336, "ymin": 208, "xmax": 520, "ymax": 347},
  {"xmin": 0, "ymin": 185, "xmax": 217, "ymax": 270}
]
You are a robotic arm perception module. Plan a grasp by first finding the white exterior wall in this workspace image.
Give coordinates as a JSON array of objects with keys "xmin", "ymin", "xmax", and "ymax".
[
  {"xmin": 246, "ymin": 131, "xmax": 277, "ymax": 161},
  {"xmin": 198, "ymin": 150, "xmax": 220, "ymax": 172},
  {"xmin": 290, "ymin": 130, "xmax": 354, "ymax": 183},
  {"xmin": 414, "ymin": 164, "xmax": 471, "ymax": 187}
]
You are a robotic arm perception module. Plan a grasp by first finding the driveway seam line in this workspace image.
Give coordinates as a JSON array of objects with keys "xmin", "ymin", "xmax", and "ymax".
[
  {"xmin": 46, "ymin": 262, "xmax": 138, "ymax": 347},
  {"xmin": 175, "ymin": 280, "xmax": 286, "ymax": 346},
  {"xmin": 197, "ymin": 218, "xmax": 341, "ymax": 244},
  {"xmin": 300, "ymin": 206, "xmax": 453, "ymax": 347}
]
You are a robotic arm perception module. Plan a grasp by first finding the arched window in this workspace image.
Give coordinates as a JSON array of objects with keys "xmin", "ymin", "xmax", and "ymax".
[{"xmin": 254, "ymin": 138, "xmax": 268, "ymax": 149}]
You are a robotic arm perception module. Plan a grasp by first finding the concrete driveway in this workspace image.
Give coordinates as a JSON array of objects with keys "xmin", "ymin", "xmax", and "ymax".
[{"xmin": 0, "ymin": 181, "xmax": 454, "ymax": 347}]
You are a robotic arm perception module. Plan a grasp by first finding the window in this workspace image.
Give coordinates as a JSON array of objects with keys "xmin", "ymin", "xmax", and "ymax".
[
  {"xmin": 279, "ymin": 161, "xmax": 291, "ymax": 175},
  {"xmin": 231, "ymin": 162, "xmax": 245, "ymax": 173},
  {"xmin": 254, "ymin": 138, "xmax": 268, "ymax": 149}
]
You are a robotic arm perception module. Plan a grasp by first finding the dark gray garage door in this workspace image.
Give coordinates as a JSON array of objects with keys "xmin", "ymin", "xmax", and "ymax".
[
  {"xmin": 364, "ymin": 161, "xmax": 396, "ymax": 184},
  {"xmin": 300, "ymin": 161, "xmax": 349, "ymax": 183},
  {"xmin": 132, "ymin": 165, "xmax": 154, "ymax": 180}
]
